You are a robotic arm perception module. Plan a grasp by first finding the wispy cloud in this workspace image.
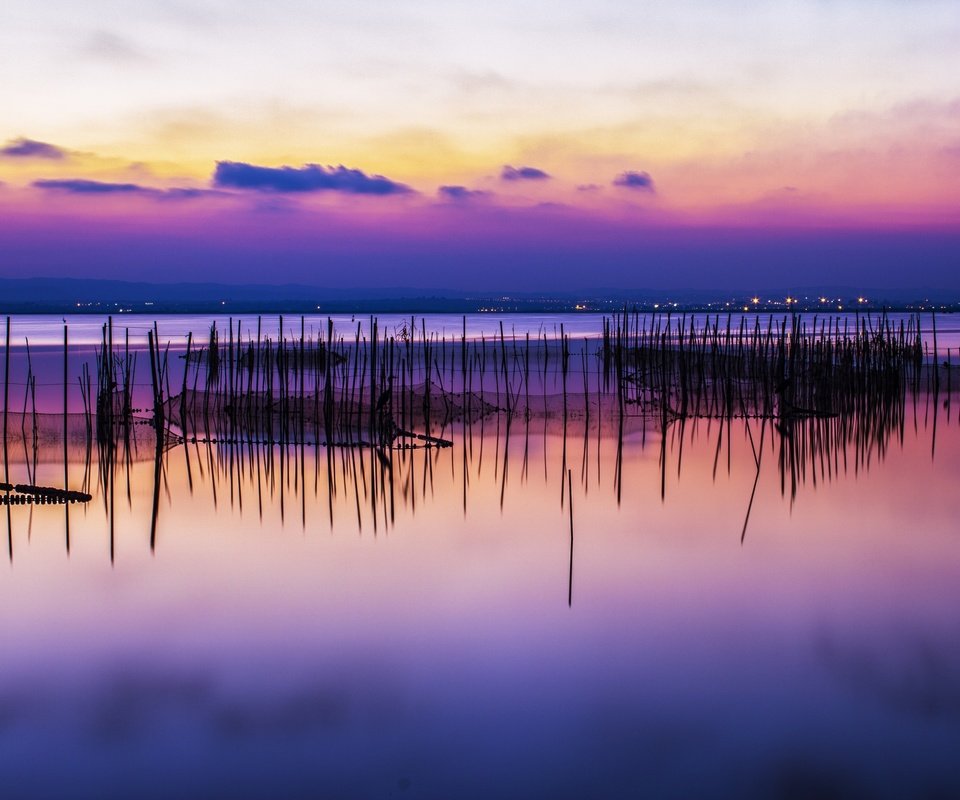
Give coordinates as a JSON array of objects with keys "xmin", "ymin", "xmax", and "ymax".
[
  {"xmin": 160, "ymin": 187, "xmax": 229, "ymax": 201},
  {"xmin": 213, "ymin": 162, "xmax": 413, "ymax": 195},
  {"xmin": 83, "ymin": 31, "xmax": 150, "ymax": 64},
  {"xmin": 32, "ymin": 179, "xmax": 221, "ymax": 199},
  {"xmin": 437, "ymin": 185, "xmax": 491, "ymax": 202},
  {"xmin": 613, "ymin": 171, "xmax": 655, "ymax": 191},
  {"xmin": 1, "ymin": 138, "xmax": 67, "ymax": 160},
  {"xmin": 33, "ymin": 179, "xmax": 147, "ymax": 194},
  {"xmin": 501, "ymin": 165, "xmax": 550, "ymax": 181}
]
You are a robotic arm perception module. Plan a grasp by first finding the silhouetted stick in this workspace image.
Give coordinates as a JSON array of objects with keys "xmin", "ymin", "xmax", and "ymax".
[
  {"xmin": 64, "ymin": 324, "xmax": 70, "ymax": 554},
  {"xmin": 3, "ymin": 317, "xmax": 9, "ymax": 491},
  {"xmin": 567, "ymin": 468, "xmax": 574, "ymax": 607}
]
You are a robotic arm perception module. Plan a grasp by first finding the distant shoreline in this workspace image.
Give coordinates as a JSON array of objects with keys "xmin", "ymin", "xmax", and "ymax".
[
  {"xmin": 2, "ymin": 301, "xmax": 957, "ymax": 315},
  {"xmin": 0, "ymin": 277, "xmax": 957, "ymax": 315}
]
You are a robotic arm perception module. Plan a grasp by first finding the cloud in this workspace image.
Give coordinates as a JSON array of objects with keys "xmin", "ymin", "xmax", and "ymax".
[
  {"xmin": 437, "ymin": 185, "xmax": 491, "ymax": 202},
  {"xmin": 83, "ymin": 31, "xmax": 150, "ymax": 63},
  {"xmin": 1, "ymin": 138, "xmax": 67, "ymax": 160},
  {"xmin": 213, "ymin": 161, "xmax": 413, "ymax": 195},
  {"xmin": 577, "ymin": 183, "xmax": 602, "ymax": 192},
  {"xmin": 613, "ymin": 171, "xmax": 655, "ymax": 191},
  {"xmin": 501, "ymin": 165, "xmax": 550, "ymax": 181},
  {"xmin": 33, "ymin": 179, "xmax": 148, "ymax": 194},
  {"xmin": 32, "ymin": 179, "xmax": 221, "ymax": 199},
  {"xmin": 160, "ymin": 187, "xmax": 230, "ymax": 201}
]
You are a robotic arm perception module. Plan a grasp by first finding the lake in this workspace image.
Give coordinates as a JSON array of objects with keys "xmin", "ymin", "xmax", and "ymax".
[{"xmin": 1, "ymin": 312, "xmax": 959, "ymax": 799}]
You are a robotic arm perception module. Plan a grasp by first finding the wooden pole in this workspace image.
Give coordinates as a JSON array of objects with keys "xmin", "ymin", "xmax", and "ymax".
[
  {"xmin": 64, "ymin": 324, "xmax": 70, "ymax": 553},
  {"xmin": 3, "ymin": 317, "xmax": 9, "ymax": 489},
  {"xmin": 567, "ymin": 468, "xmax": 574, "ymax": 607}
]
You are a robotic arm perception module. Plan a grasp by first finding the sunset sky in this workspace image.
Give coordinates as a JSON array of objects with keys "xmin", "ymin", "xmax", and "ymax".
[{"xmin": 1, "ymin": 0, "xmax": 958, "ymax": 290}]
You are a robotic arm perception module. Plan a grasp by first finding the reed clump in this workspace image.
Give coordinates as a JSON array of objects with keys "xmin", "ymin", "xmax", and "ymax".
[{"xmin": 604, "ymin": 310, "xmax": 926, "ymax": 424}]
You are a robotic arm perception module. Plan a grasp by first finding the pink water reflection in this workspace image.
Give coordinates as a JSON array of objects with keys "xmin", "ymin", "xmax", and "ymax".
[{"xmin": 1, "ymin": 391, "xmax": 959, "ymax": 798}]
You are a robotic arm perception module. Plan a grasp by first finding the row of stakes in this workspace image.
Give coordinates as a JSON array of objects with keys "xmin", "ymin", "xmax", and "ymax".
[{"xmin": 0, "ymin": 482, "xmax": 92, "ymax": 505}]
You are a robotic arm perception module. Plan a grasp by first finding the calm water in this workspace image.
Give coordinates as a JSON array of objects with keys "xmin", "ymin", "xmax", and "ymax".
[
  {"xmin": 1, "ymin": 315, "xmax": 959, "ymax": 799},
  {"xmin": 3, "ymin": 310, "xmax": 960, "ymax": 349}
]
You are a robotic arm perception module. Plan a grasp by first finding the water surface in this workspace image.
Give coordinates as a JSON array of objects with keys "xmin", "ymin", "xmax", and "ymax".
[{"xmin": 1, "ymin": 315, "xmax": 959, "ymax": 799}]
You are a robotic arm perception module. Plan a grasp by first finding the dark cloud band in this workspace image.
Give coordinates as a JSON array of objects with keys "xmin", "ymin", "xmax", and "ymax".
[
  {"xmin": 33, "ymin": 179, "xmax": 147, "ymax": 194},
  {"xmin": 213, "ymin": 161, "xmax": 413, "ymax": 195},
  {"xmin": 32, "ymin": 179, "xmax": 221, "ymax": 200}
]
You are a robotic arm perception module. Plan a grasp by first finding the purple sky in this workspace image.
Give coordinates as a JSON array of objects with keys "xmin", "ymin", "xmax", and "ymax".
[{"xmin": 1, "ymin": 201, "xmax": 957, "ymax": 292}]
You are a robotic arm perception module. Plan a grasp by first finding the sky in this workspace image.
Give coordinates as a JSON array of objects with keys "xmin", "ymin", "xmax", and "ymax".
[{"xmin": 0, "ymin": 0, "xmax": 958, "ymax": 292}]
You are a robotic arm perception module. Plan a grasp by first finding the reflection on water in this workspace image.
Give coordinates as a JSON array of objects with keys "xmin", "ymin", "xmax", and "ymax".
[{"xmin": 2, "ymin": 320, "xmax": 960, "ymax": 797}]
